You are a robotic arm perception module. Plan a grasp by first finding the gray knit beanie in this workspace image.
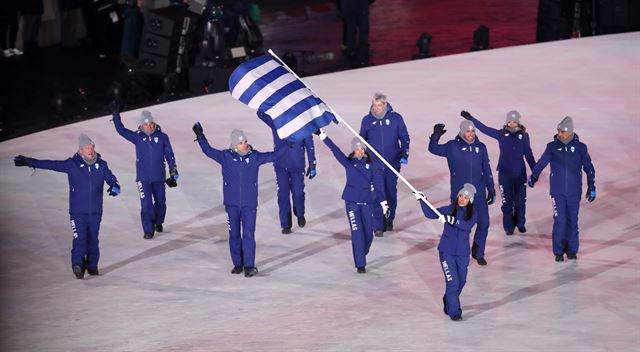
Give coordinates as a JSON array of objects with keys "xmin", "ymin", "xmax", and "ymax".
[
  {"xmin": 457, "ymin": 183, "xmax": 477, "ymax": 204},
  {"xmin": 78, "ymin": 133, "xmax": 94, "ymax": 149},
  {"xmin": 139, "ymin": 110, "xmax": 154, "ymax": 125},
  {"xmin": 351, "ymin": 137, "xmax": 366, "ymax": 151},
  {"xmin": 229, "ymin": 129, "xmax": 247, "ymax": 148},
  {"xmin": 459, "ymin": 120, "xmax": 475, "ymax": 139},
  {"xmin": 557, "ymin": 116, "xmax": 574, "ymax": 133},
  {"xmin": 506, "ymin": 110, "xmax": 521, "ymax": 124}
]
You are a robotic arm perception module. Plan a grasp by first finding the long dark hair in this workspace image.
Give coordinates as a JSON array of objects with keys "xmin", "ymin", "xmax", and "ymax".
[
  {"xmin": 348, "ymin": 151, "xmax": 372, "ymax": 164},
  {"xmin": 503, "ymin": 123, "xmax": 526, "ymax": 133},
  {"xmin": 450, "ymin": 200, "xmax": 474, "ymax": 221}
]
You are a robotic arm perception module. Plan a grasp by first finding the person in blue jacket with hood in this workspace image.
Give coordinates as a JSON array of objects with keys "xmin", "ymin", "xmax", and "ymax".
[
  {"xmin": 14, "ymin": 134, "xmax": 120, "ymax": 279},
  {"xmin": 415, "ymin": 183, "xmax": 478, "ymax": 321},
  {"xmin": 316, "ymin": 129, "xmax": 387, "ymax": 273},
  {"xmin": 460, "ymin": 110, "xmax": 536, "ymax": 235},
  {"xmin": 359, "ymin": 93, "xmax": 410, "ymax": 237},
  {"xmin": 111, "ymin": 103, "xmax": 178, "ymax": 239},
  {"xmin": 257, "ymin": 111, "xmax": 317, "ymax": 234},
  {"xmin": 429, "ymin": 120, "xmax": 496, "ymax": 266},
  {"xmin": 192, "ymin": 122, "xmax": 285, "ymax": 277},
  {"xmin": 528, "ymin": 116, "xmax": 596, "ymax": 262}
]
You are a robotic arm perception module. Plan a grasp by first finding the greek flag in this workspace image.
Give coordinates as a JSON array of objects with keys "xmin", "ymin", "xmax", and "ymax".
[{"xmin": 228, "ymin": 54, "xmax": 337, "ymax": 141}]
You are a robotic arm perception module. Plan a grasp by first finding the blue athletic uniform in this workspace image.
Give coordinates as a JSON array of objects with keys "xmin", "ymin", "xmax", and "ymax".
[
  {"xmin": 359, "ymin": 103, "xmax": 410, "ymax": 231},
  {"xmin": 196, "ymin": 134, "xmax": 284, "ymax": 269},
  {"xmin": 112, "ymin": 113, "xmax": 177, "ymax": 235},
  {"xmin": 531, "ymin": 134, "xmax": 595, "ymax": 256},
  {"xmin": 323, "ymin": 136, "xmax": 385, "ymax": 269},
  {"xmin": 257, "ymin": 112, "xmax": 316, "ymax": 229},
  {"xmin": 429, "ymin": 134, "xmax": 495, "ymax": 260},
  {"xmin": 465, "ymin": 115, "xmax": 536, "ymax": 232},
  {"xmin": 26, "ymin": 154, "xmax": 119, "ymax": 271},
  {"xmin": 419, "ymin": 201, "xmax": 477, "ymax": 319}
]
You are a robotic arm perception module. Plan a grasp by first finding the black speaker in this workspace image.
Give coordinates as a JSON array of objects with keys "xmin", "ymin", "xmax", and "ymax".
[
  {"xmin": 144, "ymin": 6, "xmax": 199, "ymax": 37},
  {"xmin": 140, "ymin": 32, "xmax": 173, "ymax": 56},
  {"xmin": 138, "ymin": 53, "xmax": 170, "ymax": 76}
]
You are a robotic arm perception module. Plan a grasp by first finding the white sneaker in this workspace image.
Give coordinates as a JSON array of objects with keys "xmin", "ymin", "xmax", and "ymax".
[
  {"xmin": 10, "ymin": 48, "xmax": 23, "ymax": 56},
  {"xmin": 2, "ymin": 49, "xmax": 13, "ymax": 57}
]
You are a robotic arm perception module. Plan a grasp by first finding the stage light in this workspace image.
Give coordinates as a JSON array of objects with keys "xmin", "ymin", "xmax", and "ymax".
[
  {"xmin": 471, "ymin": 25, "xmax": 491, "ymax": 51},
  {"xmin": 413, "ymin": 32, "xmax": 432, "ymax": 59}
]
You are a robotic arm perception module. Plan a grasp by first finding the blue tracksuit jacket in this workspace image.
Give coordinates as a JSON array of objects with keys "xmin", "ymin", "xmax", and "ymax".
[
  {"xmin": 27, "ymin": 153, "xmax": 119, "ymax": 215},
  {"xmin": 358, "ymin": 103, "xmax": 410, "ymax": 169},
  {"xmin": 196, "ymin": 135, "xmax": 284, "ymax": 207},
  {"xmin": 112, "ymin": 112, "xmax": 177, "ymax": 182},
  {"xmin": 532, "ymin": 133, "xmax": 595, "ymax": 198},
  {"xmin": 420, "ymin": 201, "xmax": 477, "ymax": 318}
]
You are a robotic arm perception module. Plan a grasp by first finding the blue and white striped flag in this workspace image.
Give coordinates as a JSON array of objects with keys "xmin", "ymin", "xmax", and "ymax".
[{"xmin": 228, "ymin": 54, "xmax": 337, "ymax": 141}]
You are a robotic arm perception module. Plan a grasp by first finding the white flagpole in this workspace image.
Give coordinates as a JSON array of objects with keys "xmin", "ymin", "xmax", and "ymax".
[{"xmin": 267, "ymin": 49, "xmax": 442, "ymax": 217}]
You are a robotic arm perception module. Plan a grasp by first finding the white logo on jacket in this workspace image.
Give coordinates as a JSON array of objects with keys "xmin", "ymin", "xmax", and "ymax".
[
  {"xmin": 518, "ymin": 134, "xmax": 523, "ymax": 140},
  {"xmin": 95, "ymin": 163, "xmax": 99, "ymax": 169},
  {"xmin": 154, "ymin": 137, "xmax": 159, "ymax": 143},
  {"xmin": 385, "ymin": 119, "xmax": 390, "ymax": 126},
  {"xmin": 475, "ymin": 147, "xmax": 479, "ymax": 153},
  {"xmin": 571, "ymin": 146, "xmax": 575, "ymax": 152}
]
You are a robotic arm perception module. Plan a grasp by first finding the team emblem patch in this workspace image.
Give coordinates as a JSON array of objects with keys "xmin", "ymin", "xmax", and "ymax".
[
  {"xmin": 571, "ymin": 146, "xmax": 575, "ymax": 152},
  {"xmin": 386, "ymin": 119, "xmax": 390, "ymax": 126},
  {"xmin": 462, "ymin": 147, "xmax": 467, "ymax": 151},
  {"xmin": 143, "ymin": 137, "xmax": 146, "ymax": 141},
  {"xmin": 518, "ymin": 134, "xmax": 523, "ymax": 140},
  {"xmin": 366, "ymin": 164, "xmax": 370, "ymax": 169},
  {"xmin": 475, "ymin": 147, "xmax": 480, "ymax": 153},
  {"xmin": 95, "ymin": 163, "xmax": 99, "ymax": 169},
  {"xmin": 246, "ymin": 158, "xmax": 250, "ymax": 164},
  {"xmin": 154, "ymin": 137, "xmax": 159, "ymax": 143}
]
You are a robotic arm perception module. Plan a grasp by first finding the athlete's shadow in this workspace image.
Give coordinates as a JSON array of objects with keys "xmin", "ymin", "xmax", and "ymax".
[
  {"xmin": 101, "ymin": 206, "xmax": 228, "ymax": 275},
  {"xmin": 462, "ymin": 258, "xmax": 630, "ymax": 319}
]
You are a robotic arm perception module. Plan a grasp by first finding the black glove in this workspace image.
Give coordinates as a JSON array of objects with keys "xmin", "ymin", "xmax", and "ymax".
[
  {"xmin": 165, "ymin": 177, "xmax": 178, "ymax": 188},
  {"xmin": 14, "ymin": 155, "xmax": 29, "ymax": 167},
  {"xmin": 445, "ymin": 215, "xmax": 456, "ymax": 225},
  {"xmin": 432, "ymin": 123, "xmax": 446, "ymax": 138},
  {"xmin": 460, "ymin": 110, "xmax": 472, "ymax": 120},
  {"xmin": 487, "ymin": 187, "xmax": 496, "ymax": 205},
  {"xmin": 528, "ymin": 174, "xmax": 538, "ymax": 188},
  {"xmin": 306, "ymin": 166, "xmax": 317, "ymax": 179},
  {"xmin": 107, "ymin": 184, "xmax": 120, "ymax": 197},
  {"xmin": 192, "ymin": 122, "xmax": 204, "ymax": 139},
  {"xmin": 586, "ymin": 187, "xmax": 596, "ymax": 202},
  {"xmin": 109, "ymin": 100, "xmax": 120, "ymax": 114}
]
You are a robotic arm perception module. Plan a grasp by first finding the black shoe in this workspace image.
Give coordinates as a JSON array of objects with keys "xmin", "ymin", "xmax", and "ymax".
[
  {"xmin": 281, "ymin": 227, "xmax": 291, "ymax": 234},
  {"xmin": 244, "ymin": 267, "xmax": 258, "ymax": 277},
  {"xmin": 517, "ymin": 225, "xmax": 526, "ymax": 233},
  {"xmin": 567, "ymin": 253, "xmax": 578, "ymax": 260},
  {"xmin": 72, "ymin": 265, "xmax": 85, "ymax": 279},
  {"xmin": 476, "ymin": 257, "xmax": 487, "ymax": 266},
  {"xmin": 471, "ymin": 242, "xmax": 479, "ymax": 260},
  {"xmin": 561, "ymin": 240, "xmax": 569, "ymax": 254},
  {"xmin": 297, "ymin": 216, "xmax": 306, "ymax": 228},
  {"xmin": 155, "ymin": 224, "xmax": 163, "ymax": 233},
  {"xmin": 374, "ymin": 230, "xmax": 384, "ymax": 237},
  {"xmin": 357, "ymin": 267, "xmax": 366, "ymax": 274},
  {"xmin": 231, "ymin": 266, "xmax": 243, "ymax": 274},
  {"xmin": 143, "ymin": 232, "xmax": 154, "ymax": 239},
  {"xmin": 506, "ymin": 229, "xmax": 514, "ymax": 236},
  {"xmin": 450, "ymin": 315, "xmax": 463, "ymax": 321},
  {"xmin": 555, "ymin": 255, "xmax": 564, "ymax": 262},
  {"xmin": 87, "ymin": 268, "xmax": 99, "ymax": 276},
  {"xmin": 385, "ymin": 222, "xmax": 394, "ymax": 231},
  {"xmin": 443, "ymin": 296, "xmax": 448, "ymax": 316}
]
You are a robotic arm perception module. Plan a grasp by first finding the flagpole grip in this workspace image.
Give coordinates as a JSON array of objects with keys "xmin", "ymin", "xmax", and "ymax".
[{"xmin": 267, "ymin": 50, "xmax": 442, "ymax": 217}]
